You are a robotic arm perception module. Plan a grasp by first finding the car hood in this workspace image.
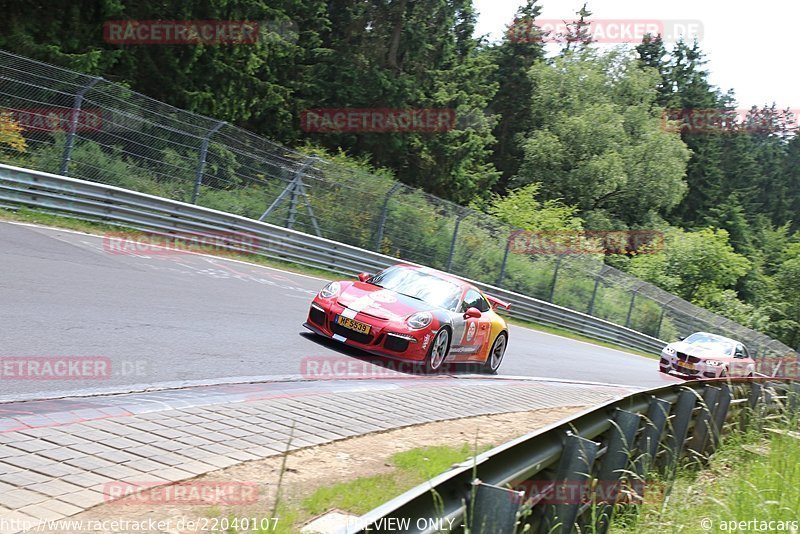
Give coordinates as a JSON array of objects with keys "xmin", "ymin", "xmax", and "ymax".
[
  {"xmin": 670, "ymin": 341, "xmax": 734, "ymax": 360},
  {"xmin": 336, "ymin": 282, "xmax": 440, "ymax": 321}
]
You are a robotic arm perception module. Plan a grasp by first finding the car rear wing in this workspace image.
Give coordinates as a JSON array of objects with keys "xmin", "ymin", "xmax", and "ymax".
[{"xmin": 486, "ymin": 294, "xmax": 511, "ymax": 310}]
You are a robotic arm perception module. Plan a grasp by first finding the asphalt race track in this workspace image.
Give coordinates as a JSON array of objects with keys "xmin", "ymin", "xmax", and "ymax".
[{"xmin": 0, "ymin": 221, "xmax": 681, "ymax": 400}]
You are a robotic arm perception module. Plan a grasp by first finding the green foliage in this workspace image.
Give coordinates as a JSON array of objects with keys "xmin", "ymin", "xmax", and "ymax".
[
  {"xmin": 629, "ymin": 227, "xmax": 750, "ymax": 301},
  {"xmin": 485, "ymin": 183, "xmax": 582, "ymax": 231},
  {"xmin": 513, "ymin": 49, "xmax": 690, "ymax": 227},
  {"xmin": 620, "ymin": 426, "xmax": 800, "ymax": 533}
]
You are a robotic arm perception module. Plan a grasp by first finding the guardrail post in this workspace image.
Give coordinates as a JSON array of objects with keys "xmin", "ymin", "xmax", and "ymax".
[
  {"xmin": 373, "ymin": 183, "xmax": 401, "ymax": 251},
  {"xmin": 542, "ymin": 433, "xmax": 599, "ymax": 534},
  {"xmin": 709, "ymin": 384, "xmax": 732, "ymax": 453},
  {"xmin": 635, "ymin": 396, "xmax": 672, "ymax": 477},
  {"xmin": 687, "ymin": 385, "xmax": 720, "ymax": 461},
  {"xmin": 662, "ymin": 388, "xmax": 697, "ymax": 473},
  {"xmin": 191, "ymin": 120, "xmax": 225, "ymax": 204},
  {"xmin": 446, "ymin": 211, "xmax": 469, "ymax": 273},
  {"xmin": 60, "ymin": 76, "xmax": 102, "ymax": 176},
  {"xmin": 741, "ymin": 382, "xmax": 763, "ymax": 431},
  {"xmin": 469, "ymin": 480, "xmax": 524, "ymax": 534},
  {"xmin": 788, "ymin": 383, "xmax": 800, "ymax": 416},
  {"xmin": 592, "ymin": 409, "xmax": 640, "ymax": 534}
]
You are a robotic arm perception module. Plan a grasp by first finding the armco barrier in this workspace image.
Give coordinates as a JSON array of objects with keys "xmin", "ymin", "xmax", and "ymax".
[
  {"xmin": 0, "ymin": 163, "xmax": 666, "ymax": 354},
  {"xmin": 343, "ymin": 378, "xmax": 800, "ymax": 533}
]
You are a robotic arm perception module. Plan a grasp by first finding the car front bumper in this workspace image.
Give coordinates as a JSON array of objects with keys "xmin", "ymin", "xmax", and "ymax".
[{"xmin": 304, "ymin": 298, "xmax": 430, "ymax": 362}]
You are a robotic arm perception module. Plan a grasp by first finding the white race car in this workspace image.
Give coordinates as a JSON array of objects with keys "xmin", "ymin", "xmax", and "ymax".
[{"xmin": 659, "ymin": 332, "xmax": 755, "ymax": 379}]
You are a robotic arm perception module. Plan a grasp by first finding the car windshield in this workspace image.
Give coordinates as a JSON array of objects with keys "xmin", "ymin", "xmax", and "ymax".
[
  {"xmin": 684, "ymin": 333, "xmax": 736, "ymax": 356},
  {"xmin": 369, "ymin": 266, "xmax": 462, "ymax": 311}
]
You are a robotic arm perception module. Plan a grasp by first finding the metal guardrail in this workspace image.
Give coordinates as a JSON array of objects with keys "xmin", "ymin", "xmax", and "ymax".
[
  {"xmin": 0, "ymin": 163, "xmax": 666, "ymax": 354},
  {"xmin": 344, "ymin": 378, "xmax": 800, "ymax": 534}
]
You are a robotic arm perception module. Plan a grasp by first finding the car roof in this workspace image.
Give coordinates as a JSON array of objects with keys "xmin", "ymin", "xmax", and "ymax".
[
  {"xmin": 391, "ymin": 263, "xmax": 474, "ymax": 290},
  {"xmin": 688, "ymin": 332, "xmax": 743, "ymax": 346}
]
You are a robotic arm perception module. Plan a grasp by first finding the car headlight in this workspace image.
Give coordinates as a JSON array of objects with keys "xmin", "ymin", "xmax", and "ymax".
[
  {"xmin": 319, "ymin": 281, "xmax": 340, "ymax": 299},
  {"xmin": 705, "ymin": 360, "xmax": 724, "ymax": 366},
  {"xmin": 406, "ymin": 311, "xmax": 433, "ymax": 330},
  {"xmin": 663, "ymin": 347, "xmax": 676, "ymax": 355}
]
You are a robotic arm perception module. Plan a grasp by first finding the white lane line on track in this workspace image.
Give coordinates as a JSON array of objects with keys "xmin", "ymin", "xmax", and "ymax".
[{"xmin": 0, "ymin": 219, "xmax": 330, "ymax": 283}]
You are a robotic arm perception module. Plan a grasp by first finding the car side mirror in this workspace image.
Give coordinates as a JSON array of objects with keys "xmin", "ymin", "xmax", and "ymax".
[
  {"xmin": 357, "ymin": 272, "xmax": 372, "ymax": 282},
  {"xmin": 677, "ymin": 335, "xmax": 685, "ymax": 341},
  {"xmin": 464, "ymin": 307, "xmax": 481, "ymax": 319}
]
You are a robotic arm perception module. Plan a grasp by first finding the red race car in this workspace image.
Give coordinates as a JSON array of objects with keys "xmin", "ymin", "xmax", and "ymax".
[{"xmin": 303, "ymin": 264, "xmax": 511, "ymax": 373}]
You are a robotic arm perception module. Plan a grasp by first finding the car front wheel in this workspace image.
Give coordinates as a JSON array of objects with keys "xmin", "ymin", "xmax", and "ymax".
[{"xmin": 425, "ymin": 328, "xmax": 450, "ymax": 373}]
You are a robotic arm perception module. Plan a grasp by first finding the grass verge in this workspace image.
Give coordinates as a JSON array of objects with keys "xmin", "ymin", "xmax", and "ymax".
[
  {"xmin": 250, "ymin": 443, "xmax": 491, "ymax": 533},
  {"xmin": 612, "ymin": 424, "xmax": 800, "ymax": 532}
]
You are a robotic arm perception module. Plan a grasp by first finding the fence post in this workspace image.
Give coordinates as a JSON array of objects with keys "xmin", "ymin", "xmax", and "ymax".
[
  {"xmin": 191, "ymin": 120, "xmax": 225, "ymax": 204},
  {"xmin": 446, "ymin": 210, "xmax": 469, "ymax": 273},
  {"xmin": 548, "ymin": 254, "xmax": 564, "ymax": 303},
  {"xmin": 625, "ymin": 286, "xmax": 641, "ymax": 328},
  {"xmin": 259, "ymin": 156, "xmax": 318, "ymax": 224},
  {"xmin": 496, "ymin": 231, "xmax": 516, "ymax": 286},
  {"xmin": 60, "ymin": 76, "xmax": 102, "ymax": 176},
  {"xmin": 374, "ymin": 183, "xmax": 401, "ymax": 251},
  {"xmin": 587, "ymin": 273, "xmax": 601, "ymax": 316},
  {"xmin": 656, "ymin": 298, "xmax": 678, "ymax": 339}
]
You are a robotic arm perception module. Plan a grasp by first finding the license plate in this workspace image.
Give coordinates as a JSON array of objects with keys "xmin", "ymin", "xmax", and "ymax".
[
  {"xmin": 336, "ymin": 315, "xmax": 371, "ymax": 335},
  {"xmin": 678, "ymin": 362, "xmax": 695, "ymax": 370}
]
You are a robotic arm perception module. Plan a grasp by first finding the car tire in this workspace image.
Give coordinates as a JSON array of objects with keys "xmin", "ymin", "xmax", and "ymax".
[
  {"xmin": 425, "ymin": 328, "xmax": 451, "ymax": 374},
  {"xmin": 482, "ymin": 332, "xmax": 508, "ymax": 374}
]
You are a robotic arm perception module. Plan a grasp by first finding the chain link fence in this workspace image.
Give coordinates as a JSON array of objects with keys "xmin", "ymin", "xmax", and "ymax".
[{"xmin": 0, "ymin": 49, "xmax": 795, "ymax": 360}]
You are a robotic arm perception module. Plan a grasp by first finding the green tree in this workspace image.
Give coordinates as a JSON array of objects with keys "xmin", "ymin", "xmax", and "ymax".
[
  {"xmin": 484, "ymin": 0, "xmax": 545, "ymax": 190},
  {"xmin": 628, "ymin": 227, "xmax": 750, "ymax": 302},
  {"xmin": 772, "ymin": 242, "xmax": 800, "ymax": 348},
  {"xmin": 485, "ymin": 182, "xmax": 582, "ymax": 231},
  {"xmin": 513, "ymin": 49, "xmax": 690, "ymax": 226},
  {"xmin": 301, "ymin": 0, "xmax": 499, "ymax": 203}
]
